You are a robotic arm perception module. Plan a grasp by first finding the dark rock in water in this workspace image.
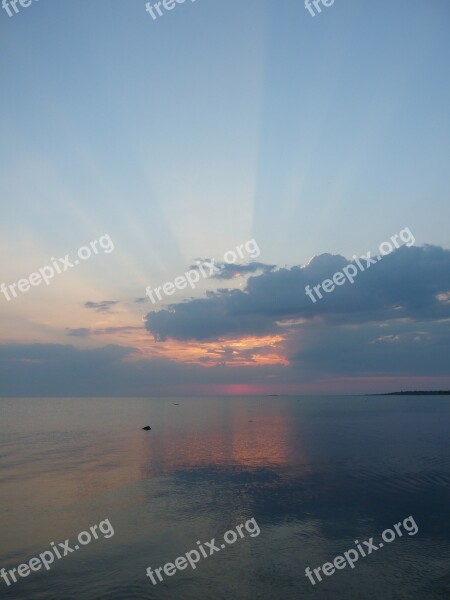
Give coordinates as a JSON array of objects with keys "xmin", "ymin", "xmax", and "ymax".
[
  {"xmin": 173, "ymin": 403, "xmax": 179, "ymax": 405},
  {"xmin": 142, "ymin": 426, "xmax": 151, "ymax": 431}
]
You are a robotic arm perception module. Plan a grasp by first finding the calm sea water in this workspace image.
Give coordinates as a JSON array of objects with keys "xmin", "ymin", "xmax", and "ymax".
[{"xmin": 0, "ymin": 396, "xmax": 449, "ymax": 599}]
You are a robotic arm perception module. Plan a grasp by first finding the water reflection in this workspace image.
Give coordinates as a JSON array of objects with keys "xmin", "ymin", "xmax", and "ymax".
[
  {"xmin": 138, "ymin": 403, "xmax": 310, "ymax": 475},
  {"xmin": 1, "ymin": 396, "xmax": 450, "ymax": 600}
]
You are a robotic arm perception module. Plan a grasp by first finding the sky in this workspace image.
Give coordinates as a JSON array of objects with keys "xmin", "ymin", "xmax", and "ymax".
[{"xmin": 0, "ymin": 0, "xmax": 449, "ymax": 395}]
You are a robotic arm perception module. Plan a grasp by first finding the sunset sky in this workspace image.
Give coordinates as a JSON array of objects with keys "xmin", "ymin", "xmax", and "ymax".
[{"xmin": 1, "ymin": 0, "xmax": 449, "ymax": 395}]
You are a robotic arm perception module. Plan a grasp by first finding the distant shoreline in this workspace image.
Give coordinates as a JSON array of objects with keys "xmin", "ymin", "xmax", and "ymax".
[{"xmin": 368, "ymin": 391, "xmax": 450, "ymax": 396}]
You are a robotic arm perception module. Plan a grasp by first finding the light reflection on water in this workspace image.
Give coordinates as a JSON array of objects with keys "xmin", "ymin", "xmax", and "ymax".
[{"xmin": 0, "ymin": 396, "xmax": 450, "ymax": 599}]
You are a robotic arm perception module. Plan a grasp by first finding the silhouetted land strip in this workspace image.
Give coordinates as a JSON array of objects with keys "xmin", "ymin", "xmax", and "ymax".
[{"xmin": 368, "ymin": 391, "xmax": 450, "ymax": 396}]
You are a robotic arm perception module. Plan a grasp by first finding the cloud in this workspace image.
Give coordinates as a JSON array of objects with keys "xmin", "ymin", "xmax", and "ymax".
[
  {"xmin": 66, "ymin": 328, "xmax": 91, "ymax": 337},
  {"xmin": 0, "ymin": 334, "xmax": 448, "ymax": 397},
  {"xmin": 84, "ymin": 300, "xmax": 120, "ymax": 312},
  {"xmin": 145, "ymin": 245, "xmax": 450, "ymax": 341},
  {"xmin": 66, "ymin": 326, "xmax": 143, "ymax": 337},
  {"xmin": 0, "ymin": 342, "xmax": 286, "ymax": 396},
  {"xmin": 286, "ymin": 319, "xmax": 450, "ymax": 379},
  {"xmin": 3, "ymin": 245, "xmax": 449, "ymax": 397},
  {"xmin": 190, "ymin": 261, "xmax": 276, "ymax": 280}
]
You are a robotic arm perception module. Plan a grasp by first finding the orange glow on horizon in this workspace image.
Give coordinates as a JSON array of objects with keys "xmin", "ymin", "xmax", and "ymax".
[{"xmin": 123, "ymin": 333, "xmax": 290, "ymax": 367}]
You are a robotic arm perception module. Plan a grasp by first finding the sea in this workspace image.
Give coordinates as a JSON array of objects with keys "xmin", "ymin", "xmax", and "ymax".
[{"xmin": 0, "ymin": 395, "xmax": 449, "ymax": 599}]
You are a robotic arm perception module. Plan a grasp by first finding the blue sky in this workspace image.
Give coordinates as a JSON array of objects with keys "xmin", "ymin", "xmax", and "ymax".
[{"xmin": 1, "ymin": 0, "xmax": 449, "ymax": 394}]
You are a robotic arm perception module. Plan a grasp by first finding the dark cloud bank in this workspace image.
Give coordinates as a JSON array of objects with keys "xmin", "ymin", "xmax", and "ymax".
[{"xmin": 146, "ymin": 245, "xmax": 450, "ymax": 340}]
